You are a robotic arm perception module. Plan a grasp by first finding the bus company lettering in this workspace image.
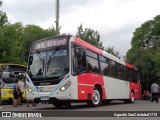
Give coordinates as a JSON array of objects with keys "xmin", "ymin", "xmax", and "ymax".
[{"xmin": 35, "ymin": 39, "xmax": 66, "ymax": 50}]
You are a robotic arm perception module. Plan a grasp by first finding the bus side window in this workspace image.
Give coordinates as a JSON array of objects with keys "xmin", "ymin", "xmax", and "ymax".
[
  {"xmin": 109, "ymin": 60, "xmax": 118, "ymax": 79},
  {"xmin": 77, "ymin": 49, "xmax": 87, "ymax": 73},
  {"xmin": 86, "ymin": 50, "xmax": 100, "ymax": 73},
  {"xmin": 125, "ymin": 67, "xmax": 131, "ymax": 82},
  {"xmin": 99, "ymin": 55, "xmax": 110, "ymax": 76},
  {"xmin": 118, "ymin": 64, "xmax": 125, "ymax": 80},
  {"xmin": 131, "ymin": 69, "xmax": 138, "ymax": 83},
  {"xmin": 87, "ymin": 56, "xmax": 99, "ymax": 73}
]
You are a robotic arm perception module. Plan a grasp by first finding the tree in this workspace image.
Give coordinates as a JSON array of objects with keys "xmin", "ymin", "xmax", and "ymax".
[
  {"xmin": 0, "ymin": 22, "xmax": 24, "ymax": 63},
  {"xmin": 0, "ymin": 1, "xmax": 9, "ymax": 61},
  {"xmin": 1, "ymin": 23, "xmax": 56, "ymax": 64},
  {"xmin": 105, "ymin": 46, "xmax": 120, "ymax": 58},
  {"xmin": 0, "ymin": 1, "xmax": 2, "ymax": 7},
  {"xmin": 0, "ymin": 0, "xmax": 57, "ymax": 64},
  {"xmin": 126, "ymin": 15, "xmax": 160, "ymax": 91},
  {"xmin": 76, "ymin": 24, "xmax": 104, "ymax": 50},
  {"xmin": 0, "ymin": 1, "xmax": 8, "ymax": 27},
  {"xmin": 22, "ymin": 25, "xmax": 56, "ymax": 62}
]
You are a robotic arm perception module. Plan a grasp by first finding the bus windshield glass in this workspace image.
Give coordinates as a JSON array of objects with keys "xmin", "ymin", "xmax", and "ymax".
[
  {"xmin": 0, "ymin": 64, "xmax": 26, "ymax": 87},
  {"xmin": 29, "ymin": 48, "xmax": 69, "ymax": 79}
]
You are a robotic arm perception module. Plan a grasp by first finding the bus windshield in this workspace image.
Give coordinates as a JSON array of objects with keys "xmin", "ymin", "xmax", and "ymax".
[
  {"xmin": 0, "ymin": 64, "xmax": 26, "ymax": 88},
  {"xmin": 29, "ymin": 48, "xmax": 69, "ymax": 79}
]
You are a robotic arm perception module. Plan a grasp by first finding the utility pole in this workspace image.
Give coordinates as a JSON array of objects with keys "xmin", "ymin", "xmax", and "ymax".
[{"xmin": 55, "ymin": 0, "xmax": 60, "ymax": 35}]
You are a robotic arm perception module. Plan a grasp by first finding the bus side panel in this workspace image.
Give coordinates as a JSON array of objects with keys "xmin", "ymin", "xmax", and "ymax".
[
  {"xmin": 103, "ymin": 76, "xmax": 130, "ymax": 99},
  {"xmin": 129, "ymin": 82, "xmax": 141, "ymax": 99},
  {"xmin": 77, "ymin": 73, "xmax": 106, "ymax": 100}
]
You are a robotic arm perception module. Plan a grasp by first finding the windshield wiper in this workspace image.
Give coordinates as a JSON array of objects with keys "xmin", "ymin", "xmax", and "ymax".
[
  {"xmin": 35, "ymin": 50, "xmax": 45, "ymax": 76},
  {"xmin": 47, "ymin": 53, "xmax": 56, "ymax": 66},
  {"xmin": 36, "ymin": 50, "xmax": 45, "ymax": 65},
  {"xmin": 47, "ymin": 48, "xmax": 60, "ymax": 66},
  {"xmin": 47, "ymin": 72, "xmax": 68, "ymax": 78}
]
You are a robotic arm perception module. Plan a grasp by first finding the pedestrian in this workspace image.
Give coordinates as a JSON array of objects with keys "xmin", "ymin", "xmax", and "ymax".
[
  {"xmin": 26, "ymin": 100, "xmax": 36, "ymax": 107},
  {"xmin": 142, "ymin": 90, "xmax": 147, "ymax": 100},
  {"xmin": 24, "ymin": 78, "xmax": 37, "ymax": 107},
  {"xmin": 151, "ymin": 81, "xmax": 160, "ymax": 103},
  {"xmin": 13, "ymin": 79, "xmax": 20, "ymax": 107},
  {"xmin": 18, "ymin": 75, "xmax": 24, "ymax": 105}
]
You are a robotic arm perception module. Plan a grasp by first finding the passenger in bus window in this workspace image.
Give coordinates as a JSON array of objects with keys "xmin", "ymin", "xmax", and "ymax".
[
  {"xmin": 37, "ymin": 68, "xmax": 43, "ymax": 76},
  {"xmin": 77, "ymin": 50, "xmax": 87, "ymax": 73}
]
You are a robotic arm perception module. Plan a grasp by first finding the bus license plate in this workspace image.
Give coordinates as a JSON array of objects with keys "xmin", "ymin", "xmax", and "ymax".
[{"xmin": 41, "ymin": 97, "xmax": 49, "ymax": 100}]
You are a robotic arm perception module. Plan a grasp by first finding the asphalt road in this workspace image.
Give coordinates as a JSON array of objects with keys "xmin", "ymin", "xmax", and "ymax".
[
  {"xmin": 0, "ymin": 100, "xmax": 160, "ymax": 120},
  {"xmin": 0, "ymin": 99, "xmax": 159, "ymax": 111}
]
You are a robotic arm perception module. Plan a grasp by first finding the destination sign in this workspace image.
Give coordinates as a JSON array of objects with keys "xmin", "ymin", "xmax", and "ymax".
[{"xmin": 34, "ymin": 38, "xmax": 67, "ymax": 51}]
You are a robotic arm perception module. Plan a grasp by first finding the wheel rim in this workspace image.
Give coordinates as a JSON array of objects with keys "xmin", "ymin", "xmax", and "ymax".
[
  {"xmin": 131, "ymin": 92, "xmax": 135, "ymax": 102},
  {"xmin": 92, "ymin": 89, "xmax": 100, "ymax": 105}
]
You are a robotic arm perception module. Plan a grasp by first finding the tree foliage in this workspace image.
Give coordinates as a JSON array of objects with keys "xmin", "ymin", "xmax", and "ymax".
[
  {"xmin": 76, "ymin": 24, "xmax": 104, "ymax": 50},
  {"xmin": 0, "ymin": 1, "xmax": 9, "ymax": 59},
  {"xmin": 126, "ymin": 15, "xmax": 160, "ymax": 91},
  {"xmin": 22, "ymin": 25, "xmax": 56, "ymax": 62},
  {"xmin": 105, "ymin": 46, "xmax": 120, "ymax": 58},
  {"xmin": 0, "ymin": 1, "xmax": 2, "ymax": 7},
  {"xmin": 0, "ymin": 23, "xmax": 56, "ymax": 64},
  {"xmin": 76, "ymin": 24, "xmax": 121, "ymax": 58}
]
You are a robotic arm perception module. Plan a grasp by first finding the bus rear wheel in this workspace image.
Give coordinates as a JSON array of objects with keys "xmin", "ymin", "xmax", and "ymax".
[
  {"xmin": 124, "ymin": 91, "xmax": 135, "ymax": 103},
  {"xmin": 87, "ymin": 87, "xmax": 102, "ymax": 107},
  {"xmin": 129, "ymin": 92, "xmax": 135, "ymax": 103}
]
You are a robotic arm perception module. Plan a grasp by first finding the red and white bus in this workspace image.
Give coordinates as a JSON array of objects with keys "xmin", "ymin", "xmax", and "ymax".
[{"xmin": 26, "ymin": 35, "xmax": 141, "ymax": 108}]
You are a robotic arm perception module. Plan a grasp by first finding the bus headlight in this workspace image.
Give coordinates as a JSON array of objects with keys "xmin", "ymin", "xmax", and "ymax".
[
  {"xmin": 27, "ymin": 87, "xmax": 33, "ymax": 93},
  {"xmin": 59, "ymin": 81, "xmax": 71, "ymax": 92}
]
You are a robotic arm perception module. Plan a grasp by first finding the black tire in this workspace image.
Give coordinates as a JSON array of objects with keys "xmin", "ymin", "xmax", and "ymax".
[
  {"xmin": 129, "ymin": 92, "xmax": 135, "ymax": 103},
  {"xmin": 87, "ymin": 87, "xmax": 102, "ymax": 107},
  {"xmin": 124, "ymin": 92, "xmax": 135, "ymax": 103},
  {"xmin": 52, "ymin": 100, "xmax": 64, "ymax": 108},
  {"xmin": 102, "ymin": 100, "xmax": 112, "ymax": 105},
  {"xmin": 64, "ymin": 102, "xmax": 71, "ymax": 108}
]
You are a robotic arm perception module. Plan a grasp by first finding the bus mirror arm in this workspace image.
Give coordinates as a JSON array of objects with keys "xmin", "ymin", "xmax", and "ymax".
[
  {"xmin": 75, "ymin": 47, "xmax": 84, "ymax": 57},
  {"xmin": 29, "ymin": 56, "xmax": 33, "ymax": 65},
  {"xmin": 72, "ymin": 57, "xmax": 78, "ymax": 76}
]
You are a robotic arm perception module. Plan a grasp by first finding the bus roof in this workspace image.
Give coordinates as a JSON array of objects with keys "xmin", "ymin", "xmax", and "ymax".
[
  {"xmin": 31, "ymin": 35, "xmax": 71, "ymax": 45},
  {"xmin": 74, "ymin": 36, "xmax": 137, "ymax": 70},
  {"xmin": 29, "ymin": 35, "xmax": 137, "ymax": 70}
]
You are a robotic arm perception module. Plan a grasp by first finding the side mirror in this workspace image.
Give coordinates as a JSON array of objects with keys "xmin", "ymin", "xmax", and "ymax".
[{"xmin": 29, "ymin": 56, "xmax": 33, "ymax": 65}]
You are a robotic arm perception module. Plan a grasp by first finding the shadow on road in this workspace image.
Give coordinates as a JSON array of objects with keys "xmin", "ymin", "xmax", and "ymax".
[{"xmin": 32, "ymin": 101, "xmax": 125, "ymax": 111}]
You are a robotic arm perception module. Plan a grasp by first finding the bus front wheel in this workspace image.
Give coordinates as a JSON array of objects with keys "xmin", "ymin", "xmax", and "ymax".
[{"xmin": 87, "ymin": 87, "xmax": 102, "ymax": 107}]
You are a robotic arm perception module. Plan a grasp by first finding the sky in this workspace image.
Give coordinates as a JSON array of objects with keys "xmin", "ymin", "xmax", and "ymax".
[{"xmin": 1, "ymin": 0, "xmax": 160, "ymax": 57}]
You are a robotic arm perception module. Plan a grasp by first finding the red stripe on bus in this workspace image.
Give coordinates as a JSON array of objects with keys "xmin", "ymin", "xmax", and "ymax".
[
  {"xmin": 74, "ymin": 37, "xmax": 103, "ymax": 55},
  {"xmin": 129, "ymin": 82, "xmax": 141, "ymax": 99},
  {"xmin": 77, "ymin": 73, "xmax": 107, "ymax": 100},
  {"xmin": 125, "ymin": 62, "xmax": 136, "ymax": 69}
]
